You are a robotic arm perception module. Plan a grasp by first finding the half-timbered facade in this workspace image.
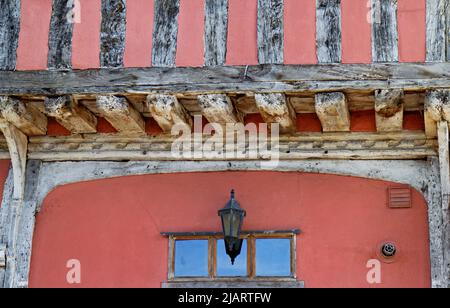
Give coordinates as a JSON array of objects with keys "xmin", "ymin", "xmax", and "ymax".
[{"xmin": 0, "ymin": 0, "xmax": 449, "ymax": 288}]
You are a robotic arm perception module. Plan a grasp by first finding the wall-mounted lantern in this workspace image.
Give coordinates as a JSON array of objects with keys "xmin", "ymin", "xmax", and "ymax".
[{"xmin": 218, "ymin": 190, "xmax": 246, "ymax": 265}]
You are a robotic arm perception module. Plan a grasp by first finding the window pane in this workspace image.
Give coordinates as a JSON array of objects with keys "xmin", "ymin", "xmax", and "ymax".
[
  {"xmin": 217, "ymin": 239, "xmax": 247, "ymax": 277},
  {"xmin": 256, "ymin": 239, "xmax": 291, "ymax": 277},
  {"xmin": 174, "ymin": 240, "xmax": 208, "ymax": 277}
]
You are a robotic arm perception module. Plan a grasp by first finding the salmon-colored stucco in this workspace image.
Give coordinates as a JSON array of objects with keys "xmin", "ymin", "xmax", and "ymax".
[
  {"xmin": 16, "ymin": 0, "xmax": 52, "ymax": 70},
  {"xmin": 284, "ymin": 0, "xmax": 317, "ymax": 65},
  {"xmin": 226, "ymin": 0, "xmax": 258, "ymax": 66},
  {"xmin": 29, "ymin": 172, "xmax": 430, "ymax": 288},
  {"xmin": 72, "ymin": 0, "xmax": 101, "ymax": 69},
  {"xmin": 398, "ymin": 0, "xmax": 426, "ymax": 62},
  {"xmin": 351, "ymin": 110, "xmax": 377, "ymax": 132},
  {"xmin": 404, "ymin": 111, "xmax": 425, "ymax": 131},
  {"xmin": 176, "ymin": 0, "xmax": 205, "ymax": 67},
  {"xmin": 341, "ymin": 0, "xmax": 372, "ymax": 64},
  {"xmin": 124, "ymin": 0, "xmax": 154, "ymax": 68},
  {"xmin": 0, "ymin": 160, "xmax": 11, "ymax": 205}
]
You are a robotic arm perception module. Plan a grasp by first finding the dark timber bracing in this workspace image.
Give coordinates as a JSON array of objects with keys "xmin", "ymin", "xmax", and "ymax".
[
  {"xmin": 152, "ymin": 0, "xmax": 180, "ymax": 67},
  {"xmin": 100, "ymin": 0, "xmax": 127, "ymax": 68}
]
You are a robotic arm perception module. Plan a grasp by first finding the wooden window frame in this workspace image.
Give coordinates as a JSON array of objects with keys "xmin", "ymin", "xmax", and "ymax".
[{"xmin": 165, "ymin": 230, "xmax": 300, "ymax": 283}]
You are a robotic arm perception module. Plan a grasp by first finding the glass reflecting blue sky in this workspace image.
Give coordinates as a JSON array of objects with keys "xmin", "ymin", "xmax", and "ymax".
[
  {"xmin": 174, "ymin": 240, "xmax": 208, "ymax": 277},
  {"xmin": 256, "ymin": 239, "xmax": 291, "ymax": 277},
  {"xmin": 217, "ymin": 239, "xmax": 247, "ymax": 277}
]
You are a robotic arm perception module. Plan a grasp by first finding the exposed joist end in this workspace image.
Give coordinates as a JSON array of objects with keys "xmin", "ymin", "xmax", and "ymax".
[
  {"xmin": 146, "ymin": 94, "xmax": 192, "ymax": 133},
  {"xmin": 424, "ymin": 90, "xmax": 450, "ymax": 138},
  {"xmin": 198, "ymin": 94, "xmax": 242, "ymax": 126},
  {"xmin": 45, "ymin": 96, "xmax": 97, "ymax": 134},
  {"xmin": 254, "ymin": 93, "xmax": 296, "ymax": 134},
  {"xmin": 96, "ymin": 95, "xmax": 146, "ymax": 135},
  {"xmin": 315, "ymin": 92, "xmax": 350, "ymax": 132},
  {"xmin": 0, "ymin": 96, "xmax": 47, "ymax": 136},
  {"xmin": 374, "ymin": 89, "xmax": 404, "ymax": 132}
]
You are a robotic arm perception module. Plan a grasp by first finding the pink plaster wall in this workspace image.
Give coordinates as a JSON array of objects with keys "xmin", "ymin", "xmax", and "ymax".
[
  {"xmin": 72, "ymin": 0, "xmax": 101, "ymax": 69},
  {"xmin": 176, "ymin": 0, "xmax": 205, "ymax": 67},
  {"xmin": 284, "ymin": 0, "xmax": 317, "ymax": 64},
  {"xmin": 398, "ymin": 0, "xmax": 426, "ymax": 62},
  {"xmin": 16, "ymin": 0, "xmax": 52, "ymax": 70},
  {"xmin": 226, "ymin": 0, "xmax": 258, "ymax": 66},
  {"xmin": 124, "ymin": 0, "xmax": 154, "ymax": 68},
  {"xmin": 29, "ymin": 172, "xmax": 431, "ymax": 288},
  {"xmin": 341, "ymin": 0, "xmax": 372, "ymax": 64}
]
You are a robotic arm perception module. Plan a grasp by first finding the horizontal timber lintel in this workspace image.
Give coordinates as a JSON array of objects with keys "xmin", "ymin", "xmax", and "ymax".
[{"xmin": 0, "ymin": 63, "xmax": 449, "ymax": 96}]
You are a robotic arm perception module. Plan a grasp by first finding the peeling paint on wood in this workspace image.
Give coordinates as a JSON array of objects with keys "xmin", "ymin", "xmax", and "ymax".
[
  {"xmin": 152, "ymin": 0, "xmax": 180, "ymax": 67},
  {"xmin": 0, "ymin": 0, "xmax": 20, "ymax": 70},
  {"xmin": 100, "ymin": 0, "xmax": 127, "ymax": 68},
  {"xmin": 257, "ymin": 0, "xmax": 284, "ymax": 64},
  {"xmin": 371, "ymin": 0, "xmax": 398, "ymax": 62},
  {"xmin": 205, "ymin": 0, "xmax": 228, "ymax": 66},
  {"xmin": 48, "ymin": 0, "xmax": 74, "ymax": 70},
  {"xmin": 316, "ymin": 0, "xmax": 341, "ymax": 63}
]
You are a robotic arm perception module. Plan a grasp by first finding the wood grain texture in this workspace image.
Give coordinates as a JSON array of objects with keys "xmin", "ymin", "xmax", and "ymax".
[
  {"xmin": 374, "ymin": 89, "xmax": 404, "ymax": 132},
  {"xmin": 0, "ymin": 0, "xmax": 20, "ymax": 70},
  {"xmin": 152, "ymin": 0, "xmax": 180, "ymax": 67},
  {"xmin": 204, "ymin": 0, "xmax": 228, "ymax": 66},
  {"xmin": 0, "ymin": 63, "xmax": 449, "ymax": 95},
  {"xmin": 45, "ymin": 96, "xmax": 98, "ymax": 134},
  {"xmin": 315, "ymin": 92, "xmax": 350, "ymax": 132},
  {"xmin": 254, "ymin": 93, "xmax": 296, "ymax": 133},
  {"xmin": 257, "ymin": 0, "xmax": 284, "ymax": 64},
  {"xmin": 371, "ymin": 0, "xmax": 398, "ymax": 62},
  {"xmin": 48, "ymin": 0, "xmax": 74, "ymax": 70},
  {"xmin": 426, "ymin": 0, "xmax": 447, "ymax": 62},
  {"xmin": 316, "ymin": 0, "xmax": 341, "ymax": 63},
  {"xmin": 0, "ymin": 96, "xmax": 47, "ymax": 136},
  {"xmin": 100, "ymin": 0, "xmax": 126, "ymax": 68}
]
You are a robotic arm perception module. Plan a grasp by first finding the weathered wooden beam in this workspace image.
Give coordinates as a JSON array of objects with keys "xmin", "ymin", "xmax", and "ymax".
[
  {"xmin": 0, "ymin": 244, "xmax": 5, "ymax": 268},
  {"xmin": 204, "ymin": 0, "xmax": 228, "ymax": 66},
  {"xmin": 371, "ymin": 0, "xmax": 398, "ymax": 62},
  {"xmin": 198, "ymin": 94, "xmax": 241, "ymax": 126},
  {"xmin": 0, "ymin": 97, "xmax": 47, "ymax": 136},
  {"xmin": 100, "ymin": 0, "xmax": 126, "ymax": 68},
  {"xmin": 426, "ymin": 0, "xmax": 447, "ymax": 62},
  {"xmin": 152, "ymin": 0, "xmax": 180, "ymax": 67},
  {"xmin": 48, "ymin": 0, "xmax": 74, "ymax": 70},
  {"xmin": 424, "ymin": 90, "xmax": 449, "ymax": 138},
  {"xmin": 316, "ymin": 0, "xmax": 341, "ymax": 63},
  {"xmin": 96, "ymin": 95, "xmax": 145, "ymax": 134},
  {"xmin": 374, "ymin": 89, "xmax": 404, "ymax": 132},
  {"xmin": 257, "ymin": 0, "xmax": 284, "ymax": 64},
  {"xmin": 447, "ymin": 1, "xmax": 450, "ymax": 62},
  {"xmin": 146, "ymin": 94, "xmax": 192, "ymax": 133},
  {"xmin": 438, "ymin": 121, "xmax": 450, "ymax": 209},
  {"xmin": 45, "ymin": 96, "xmax": 98, "ymax": 134},
  {"xmin": 315, "ymin": 92, "xmax": 350, "ymax": 132},
  {"xmin": 0, "ymin": 120, "xmax": 27, "ymax": 200},
  {"xmin": 0, "ymin": 0, "xmax": 20, "ymax": 70},
  {"xmin": 26, "ymin": 131, "xmax": 437, "ymax": 161},
  {"xmin": 254, "ymin": 93, "xmax": 296, "ymax": 133},
  {"xmin": 1, "ymin": 63, "xmax": 450, "ymax": 95}
]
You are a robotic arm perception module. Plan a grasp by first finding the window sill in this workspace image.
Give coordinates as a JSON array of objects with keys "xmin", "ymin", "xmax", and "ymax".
[{"xmin": 162, "ymin": 280, "xmax": 305, "ymax": 288}]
